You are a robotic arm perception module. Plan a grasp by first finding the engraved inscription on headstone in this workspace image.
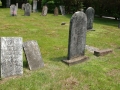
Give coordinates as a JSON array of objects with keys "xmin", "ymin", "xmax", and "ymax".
[
  {"xmin": 33, "ymin": 0, "xmax": 37, "ymax": 12},
  {"xmin": 24, "ymin": 3, "xmax": 31, "ymax": 16},
  {"xmin": 85, "ymin": 7, "xmax": 95, "ymax": 30},
  {"xmin": 54, "ymin": 7, "xmax": 59, "ymax": 16},
  {"xmin": 41, "ymin": 5, "xmax": 48, "ymax": 16},
  {"xmin": 10, "ymin": 4, "xmax": 17, "ymax": 16},
  {"xmin": 0, "ymin": 37, "xmax": 23, "ymax": 78},
  {"xmin": 59, "ymin": 5, "xmax": 65, "ymax": 15},
  {"xmin": 23, "ymin": 40, "xmax": 44, "ymax": 70},
  {"xmin": 63, "ymin": 11, "xmax": 88, "ymax": 65}
]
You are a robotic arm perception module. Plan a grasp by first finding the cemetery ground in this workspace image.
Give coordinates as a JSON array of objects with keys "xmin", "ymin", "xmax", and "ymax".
[{"xmin": 0, "ymin": 8, "xmax": 120, "ymax": 90}]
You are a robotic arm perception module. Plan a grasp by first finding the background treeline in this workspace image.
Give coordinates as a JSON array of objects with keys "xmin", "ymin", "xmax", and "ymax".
[{"xmin": 1, "ymin": 0, "xmax": 120, "ymax": 19}]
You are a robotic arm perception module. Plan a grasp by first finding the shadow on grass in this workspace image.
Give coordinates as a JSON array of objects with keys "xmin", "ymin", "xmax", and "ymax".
[{"xmin": 50, "ymin": 56, "xmax": 67, "ymax": 62}]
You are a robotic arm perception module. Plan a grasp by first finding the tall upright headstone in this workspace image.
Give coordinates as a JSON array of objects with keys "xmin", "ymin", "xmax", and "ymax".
[
  {"xmin": 24, "ymin": 3, "xmax": 31, "ymax": 16},
  {"xmin": 59, "ymin": 5, "xmax": 65, "ymax": 15},
  {"xmin": 22, "ymin": 3, "xmax": 25, "ymax": 10},
  {"xmin": 33, "ymin": 0, "xmax": 37, "ymax": 12},
  {"xmin": 41, "ymin": 5, "xmax": 48, "ymax": 16},
  {"xmin": 16, "ymin": 3, "xmax": 18, "ymax": 10},
  {"xmin": 23, "ymin": 40, "xmax": 44, "ymax": 70},
  {"xmin": 0, "ymin": 37, "xmax": 23, "ymax": 78},
  {"xmin": 54, "ymin": 7, "xmax": 59, "ymax": 16},
  {"xmin": 63, "ymin": 11, "xmax": 88, "ymax": 65},
  {"xmin": 85, "ymin": 7, "xmax": 95, "ymax": 30},
  {"xmin": 10, "ymin": 4, "xmax": 17, "ymax": 16},
  {"xmin": 6, "ymin": 0, "xmax": 11, "ymax": 8}
]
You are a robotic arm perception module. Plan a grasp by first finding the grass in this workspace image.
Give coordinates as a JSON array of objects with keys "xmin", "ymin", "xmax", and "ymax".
[{"xmin": 0, "ymin": 8, "xmax": 120, "ymax": 90}]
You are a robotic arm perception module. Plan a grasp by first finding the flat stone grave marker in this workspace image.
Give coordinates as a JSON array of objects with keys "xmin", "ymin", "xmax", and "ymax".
[
  {"xmin": 54, "ymin": 7, "xmax": 59, "ymax": 16},
  {"xmin": 24, "ymin": 3, "xmax": 31, "ymax": 16},
  {"xmin": 23, "ymin": 40, "xmax": 44, "ymax": 70},
  {"xmin": 63, "ymin": 11, "xmax": 89, "ymax": 65},
  {"xmin": 33, "ymin": 0, "xmax": 37, "ymax": 12},
  {"xmin": 59, "ymin": 5, "xmax": 65, "ymax": 15},
  {"xmin": 85, "ymin": 7, "xmax": 95, "ymax": 30},
  {"xmin": 41, "ymin": 5, "xmax": 48, "ymax": 16},
  {"xmin": 10, "ymin": 4, "xmax": 17, "ymax": 16},
  {"xmin": 0, "ymin": 37, "xmax": 23, "ymax": 78}
]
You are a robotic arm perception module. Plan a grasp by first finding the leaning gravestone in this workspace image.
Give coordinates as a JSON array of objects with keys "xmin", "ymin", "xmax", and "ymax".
[
  {"xmin": 24, "ymin": 3, "xmax": 31, "ymax": 16},
  {"xmin": 41, "ymin": 5, "xmax": 48, "ymax": 16},
  {"xmin": 10, "ymin": 4, "xmax": 17, "ymax": 16},
  {"xmin": 33, "ymin": 0, "xmax": 37, "ymax": 12},
  {"xmin": 63, "ymin": 11, "xmax": 88, "ymax": 65},
  {"xmin": 23, "ymin": 40, "xmax": 44, "ymax": 70},
  {"xmin": 54, "ymin": 7, "xmax": 59, "ymax": 16},
  {"xmin": 85, "ymin": 7, "xmax": 95, "ymax": 30},
  {"xmin": 59, "ymin": 5, "xmax": 65, "ymax": 15},
  {"xmin": 0, "ymin": 37, "xmax": 23, "ymax": 78}
]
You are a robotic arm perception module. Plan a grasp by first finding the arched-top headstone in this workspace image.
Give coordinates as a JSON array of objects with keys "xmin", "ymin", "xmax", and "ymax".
[
  {"xmin": 63, "ymin": 11, "xmax": 89, "ymax": 65},
  {"xmin": 85, "ymin": 7, "xmax": 95, "ymax": 30},
  {"xmin": 24, "ymin": 3, "xmax": 31, "ymax": 16},
  {"xmin": 10, "ymin": 4, "xmax": 17, "ymax": 16},
  {"xmin": 54, "ymin": 7, "xmax": 59, "ymax": 16},
  {"xmin": 41, "ymin": 5, "xmax": 48, "ymax": 16}
]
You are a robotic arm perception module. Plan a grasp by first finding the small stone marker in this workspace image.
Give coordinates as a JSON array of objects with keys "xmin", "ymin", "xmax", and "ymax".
[
  {"xmin": 54, "ymin": 7, "xmax": 59, "ymax": 16},
  {"xmin": 22, "ymin": 3, "xmax": 25, "ymax": 10},
  {"xmin": 33, "ymin": 0, "xmax": 37, "ymax": 12},
  {"xmin": 24, "ymin": 3, "xmax": 31, "ymax": 16},
  {"xmin": 10, "ymin": 4, "xmax": 17, "ymax": 16},
  {"xmin": 0, "ymin": 37, "xmax": 23, "ymax": 78},
  {"xmin": 94, "ymin": 49, "xmax": 113, "ymax": 56},
  {"xmin": 60, "ymin": 5, "xmax": 65, "ymax": 15},
  {"xmin": 63, "ymin": 11, "xmax": 88, "ymax": 65},
  {"xmin": 41, "ymin": 5, "xmax": 48, "ymax": 16},
  {"xmin": 85, "ymin": 7, "xmax": 95, "ymax": 30},
  {"xmin": 23, "ymin": 40, "xmax": 44, "ymax": 70}
]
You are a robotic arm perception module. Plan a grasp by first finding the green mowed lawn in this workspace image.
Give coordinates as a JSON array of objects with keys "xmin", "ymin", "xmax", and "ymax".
[{"xmin": 0, "ymin": 8, "xmax": 120, "ymax": 90}]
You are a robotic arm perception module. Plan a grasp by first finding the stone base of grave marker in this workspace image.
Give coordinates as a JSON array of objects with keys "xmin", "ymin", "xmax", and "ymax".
[
  {"xmin": 62, "ymin": 56, "xmax": 89, "ymax": 66},
  {"xmin": 94, "ymin": 49, "xmax": 113, "ymax": 56}
]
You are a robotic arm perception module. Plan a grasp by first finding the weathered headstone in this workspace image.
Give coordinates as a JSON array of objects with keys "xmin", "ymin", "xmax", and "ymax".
[
  {"xmin": 22, "ymin": 3, "xmax": 25, "ymax": 10},
  {"xmin": 118, "ymin": 23, "xmax": 120, "ymax": 28},
  {"xmin": 6, "ymin": 0, "xmax": 11, "ymax": 8},
  {"xmin": 41, "ymin": 5, "xmax": 48, "ymax": 16},
  {"xmin": 16, "ymin": 3, "xmax": 18, "ymax": 10},
  {"xmin": 54, "ymin": 7, "xmax": 59, "ymax": 16},
  {"xmin": 10, "ymin": 4, "xmax": 17, "ymax": 16},
  {"xmin": 24, "ymin": 3, "xmax": 31, "ymax": 16},
  {"xmin": 23, "ymin": 40, "xmax": 44, "ymax": 70},
  {"xmin": 0, "ymin": 37, "xmax": 23, "ymax": 78},
  {"xmin": 59, "ymin": 5, "xmax": 65, "ymax": 15},
  {"xmin": 85, "ymin": 7, "xmax": 95, "ymax": 30},
  {"xmin": 63, "ymin": 11, "xmax": 88, "ymax": 65},
  {"xmin": 33, "ymin": 0, "xmax": 37, "ymax": 12}
]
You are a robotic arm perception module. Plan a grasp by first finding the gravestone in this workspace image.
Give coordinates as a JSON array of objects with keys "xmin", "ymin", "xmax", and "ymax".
[
  {"xmin": 24, "ymin": 3, "xmax": 31, "ymax": 16},
  {"xmin": 59, "ymin": 5, "xmax": 65, "ymax": 15},
  {"xmin": 85, "ymin": 7, "xmax": 95, "ymax": 30},
  {"xmin": 63, "ymin": 11, "xmax": 88, "ymax": 65},
  {"xmin": 6, "ymin": 0, "xmax": 11, "ymax": 8},
  {"xmin": 33, "ymin": 0, "xmax": 37, "ymax": 12},
  {"xmin": 10, "ymin": 4, "xmax": 17, "ymax": 16},
  {"xmin": 41, "ymin": 5, "xmax": 48, "ymax": 16},
  {"xmin": 0, "ymin": 37, "xmax": 23, "ymax": 78},
  {"xmin": 22, "ymin": 3, "xmax": 25, "ymax": 10},
  {"xmin": 23, "ymin": 40, "xmax": 44, "ymax": 70},
  {"xmin": 54, "ymin": 7, "xmax": 59, "ymax": 16},
  {"xmin": 16, "ymin": 3, "xmax": 18, "ymax": 10}
]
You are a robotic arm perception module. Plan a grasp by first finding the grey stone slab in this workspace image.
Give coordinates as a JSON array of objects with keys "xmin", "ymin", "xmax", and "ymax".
[
  {"xmin": 85, "ymin": 7, "xmax": 95, "ymax": 30},
  {"xmin": 24, "ymin": 3, "xmax": 31, "ymax": 16},
  {"xmin": 22, "ymin": 3, "xmax": 25, "ymax": 10},
  {"xmin": 68, "ymin": 11, "xmax": 87, "ymax": 60},
  {"xmin": 0, "ymin": 37, "xmax": 23, "ymax": 78},
  {"xmin": 54, "ymin": 7, "xmax": 59, "ymax": 16},
  {"xmin": 59, "ymin": 5, "xmax": 65, "ymax": 15},
  {"xmin": 6, "ymin": 0, "xmax": 11, "ymax": 8},
  {"xmin": 23, "ymin": 40, "xmax": 44, "ymax": 70},
  {"xmin": 10, "ymin": 4, "xmax": 17, "ymax": 16},
  {"xmin": 94, "ymin": 49, "xmax": 113, "ymax": 56},
  {"xmin": 33, "ymin": 0, "xmax": 37, "ymax": 12},
  {"xmin": 41, "ymin": 5, "xmax": 48, "ymax": 16}
]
